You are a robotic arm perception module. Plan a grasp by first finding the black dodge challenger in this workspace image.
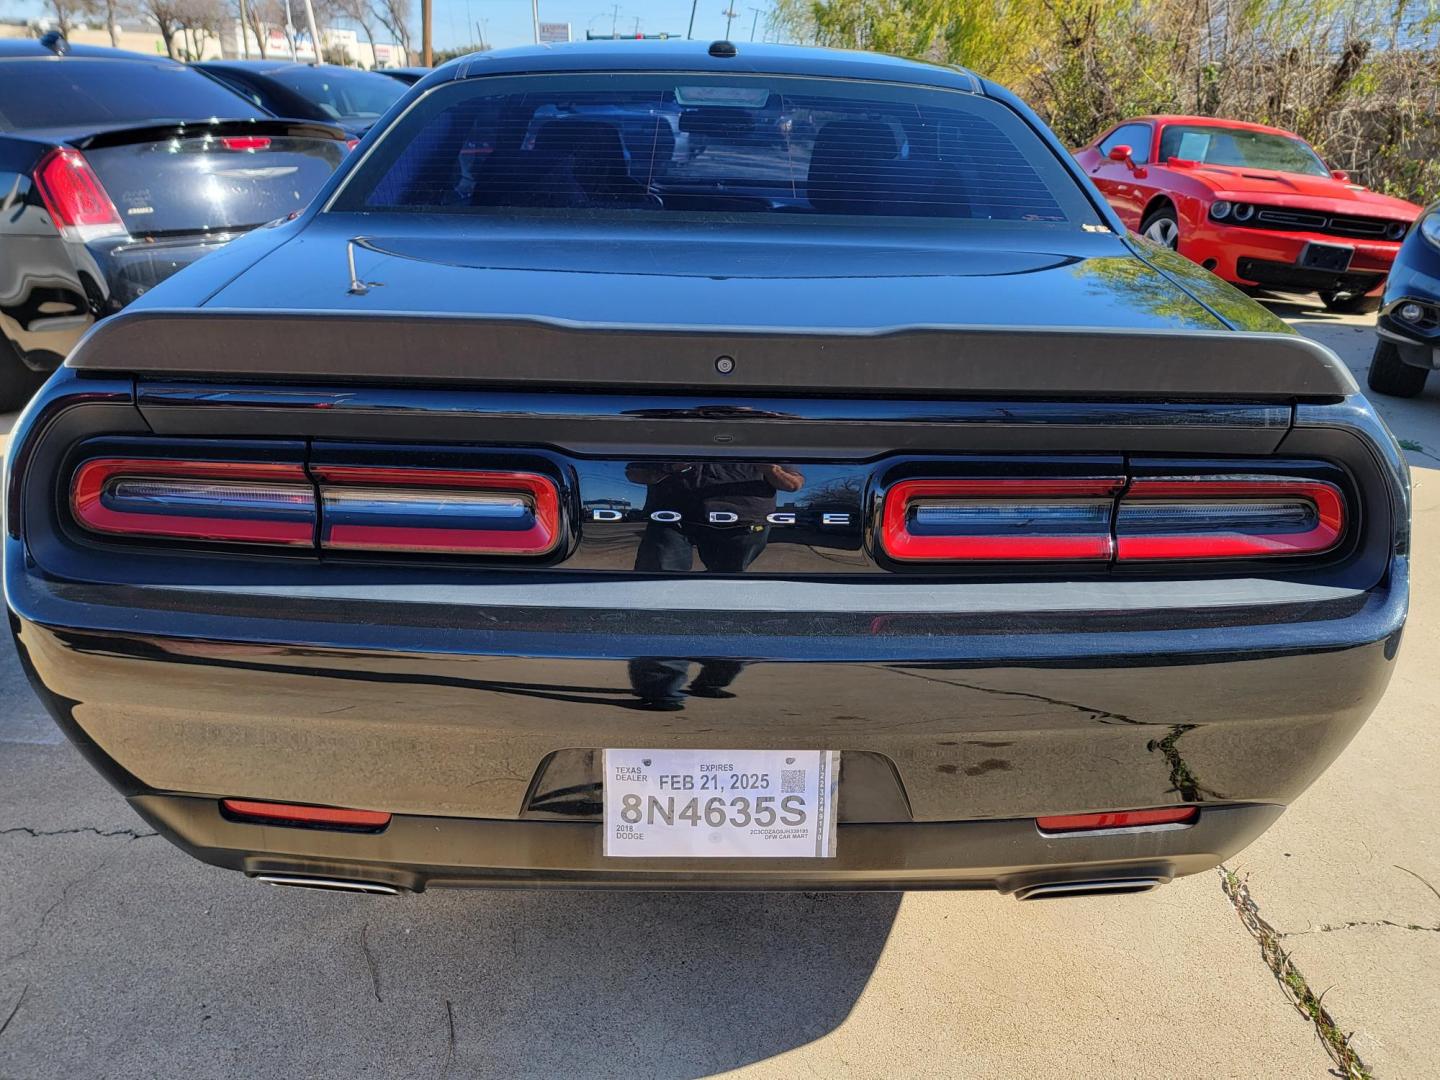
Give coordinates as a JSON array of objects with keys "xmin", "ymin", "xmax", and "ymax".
[{"xmin": 3, "ymin": 42, "xmax": 1409, "ymax": 897}]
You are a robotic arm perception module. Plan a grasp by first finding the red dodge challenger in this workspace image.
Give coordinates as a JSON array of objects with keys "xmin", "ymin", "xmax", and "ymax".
[{"xmin": 1075, "ymin": 115, "xmax": 1421, "ymax": 312}]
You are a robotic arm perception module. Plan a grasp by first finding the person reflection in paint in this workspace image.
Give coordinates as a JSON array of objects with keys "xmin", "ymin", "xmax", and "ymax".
[{"xmin": 625, "ymin": 462, "xmax": 805, "ymax": 710}]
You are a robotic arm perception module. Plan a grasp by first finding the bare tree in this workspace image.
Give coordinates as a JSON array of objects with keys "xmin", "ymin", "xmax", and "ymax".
[
  {"xmin": 98, "ymin": 0, "xmax": 134, "ymax": 45},
  {"xmin": 371, "ymin": 0, "xmax": 411, "ymax": 62},
  {"xmin": 138, "ymin": 0, "xmax": 182, "ymax": 55},
  {"xmin": 242, "ymin": 0, "xmax": 288, "ymax": 56},
  {"xmin": 44, "ymin": 0, "xmax": 97, "ymax": 38},
  {"xmin": 176, "ymin": 0, "xmax": 224, "ymax": 59},
  {"xmin": 335, "ymin": 0, "xmax": 379, "ymax": 66}
]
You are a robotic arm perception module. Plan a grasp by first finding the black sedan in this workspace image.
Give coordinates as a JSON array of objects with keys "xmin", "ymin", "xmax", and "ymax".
[
  {"xmin": 4, "ymin": 42, "xmax": 1407, "ymax": 897},
  {"xmin": 1368, "ymin": 200, "xmax": 1440, "ymax": 397},
  {"xmin": 192, "ymin": 60, "xmax": 408, "ymax": 137},
  {"xmin": 0, "ymin": 36, "xmax": 349, "ymax": 410}
]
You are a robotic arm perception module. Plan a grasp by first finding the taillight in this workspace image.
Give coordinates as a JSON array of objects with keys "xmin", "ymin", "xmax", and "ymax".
[
  {"xmin": 1115, "ymin": 478, "xmax": 1344, "ymax": 560},
  {"xmin": 880, "ymin": 474, "xmax": 1345, "ymax": 563},
  {"xmin": 880, "ymin": 478, "xmax": 1124, "ymax": 562},
  {"xmin": 1037, "ymin": 807, "xmax": 1198, "ymax": 834},
  {"xmin": 68, "ymin": 454, "xmax": 565, "ymax": 557},
  {"xmin": 70, "ymin": 458, "xmax": 315, "ymax": 546},
  {"xmin": 220, "ymin": 799, "xmax": 391, "ymax": 831},
  {"xmin": 33, "ymin": 147, "xmax": 126, "ymax": 242},
  {"xmin": 313, "ymin": 466, "xmax": 562, "ymax": 556},
  {"xmin": 220, "ymin": 135, "xmax": 272, "ymax": 151}
]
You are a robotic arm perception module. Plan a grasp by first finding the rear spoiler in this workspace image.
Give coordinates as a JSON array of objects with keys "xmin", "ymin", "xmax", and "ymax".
[
  {"xmin": 73, "ymin": 118, "xmax": 347, "ymax": 150},
  {"xmin": 67, "ymin": 309, "xmax": 1358, "ymax": 401}
]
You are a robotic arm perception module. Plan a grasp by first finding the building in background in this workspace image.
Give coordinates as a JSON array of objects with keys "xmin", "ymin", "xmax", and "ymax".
[{"xmin": 0, "ymin": 18, "xmax": 401, "ymax": 68}]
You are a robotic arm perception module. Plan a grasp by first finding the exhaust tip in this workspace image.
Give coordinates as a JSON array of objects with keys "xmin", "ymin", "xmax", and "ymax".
[
  {"xmin": 1014, "ymin": 878, "xmax": 1161, "ymax": 901},
  {"xmin": 255, "ymin": 874, "xmax": 400, "ymax": 895}
]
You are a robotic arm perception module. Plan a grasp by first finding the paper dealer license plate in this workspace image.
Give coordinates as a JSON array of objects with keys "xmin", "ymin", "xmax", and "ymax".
[{"xmin": 602, "ymin": 749, "xmax": 839, "ymax": 858}]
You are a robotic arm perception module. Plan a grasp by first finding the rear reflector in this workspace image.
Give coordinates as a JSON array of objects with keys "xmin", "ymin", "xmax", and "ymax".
[
  {"xmin": 220, "ymin": 799, "xmax": 391, "ymax": 831},
  {"xmin": 1115, "ymin": 478, "xmax": 1344, "ymax": 560},
  {"xmin": 33, "ymin": 147, "xmax": 126, "ymax": 242},
  {"xmin": 881, "ymin": 478, "xmax": 1124, "ymax": 561},
  {"xmin": 314, "ymin": 466, "xmax": 562, "ymax": 555},
  {"xmin": 1037, "ymin": 807, "xmax": 1199, "ymax": 834},
  {"xmin": 70, "ymin": 458, "xmax": 315, "ymax": 546}
]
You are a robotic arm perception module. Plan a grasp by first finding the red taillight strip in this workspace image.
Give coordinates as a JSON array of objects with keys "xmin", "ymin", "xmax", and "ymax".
[
  {"xmin": 1036, "ymin": 807, "xmax": 1198, "ymax": 834},
  {"xmin": 71, "ymin": 458, "xmax": 316, "ymax": 545},
  {"xmin": 220, "ymin": 135, "xmax": 272, "ymax": 151},
  {"xmin": 220, "ymin": 798, "xmax": 391, "ymax": 831},
  {"xmin": 881, "ymin": 478, "xmax": 1125, "ymax": 562},
  {"xmin": 1115, "ymin": 479, "xmax": 1344, "ymax": 560},
  {"xmin": 33, "ymin": 147, "xmax": 126, "ymax": 242},
  {"xmin": 314, "ymin": 466, "xmax": 562, "ymax": 556}
]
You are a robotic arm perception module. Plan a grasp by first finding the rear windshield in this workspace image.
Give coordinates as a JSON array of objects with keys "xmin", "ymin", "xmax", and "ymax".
[
  {"xmin": 1157, "ymin": 125, "xmax": 1328, "ymax": 177},
  {"xmin": 334, "ymin": 73, "xmax": 1095, "ymax": 224},
  {"xmin": 267, "ymin": 67, "xmax": 406, "ymax": 124},
  {"xmin": 0, "ymin": 59, "xmax": 265, "ymax": 131}
]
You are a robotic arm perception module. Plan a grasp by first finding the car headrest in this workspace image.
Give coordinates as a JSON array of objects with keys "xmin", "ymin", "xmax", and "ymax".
[{"xmin": 807, "ymin": 119, "xmax": 902, "ymax": 215}]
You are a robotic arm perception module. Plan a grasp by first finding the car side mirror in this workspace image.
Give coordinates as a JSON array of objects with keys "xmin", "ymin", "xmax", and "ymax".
[
  {"xmin": 1108, "ymin": 144, "xmax": 1133, "ymax": 164},
  {"xmin": 1330, "ymin": 168, "xmax": 1351, "ymax": 183}
]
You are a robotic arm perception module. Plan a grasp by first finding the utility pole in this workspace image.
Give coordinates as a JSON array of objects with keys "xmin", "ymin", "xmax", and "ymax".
[
  {"xmin": 532, "ymin": 0, "xmax": 541, "ymax": 42},
  {"xmin": 721, "ymin": 5, "xmax": 737, "ymax": 37},
  {"xmin": 421, "ymin": 0, "xmax": 432, "ymax": 65},
  {"xmin": 686, "ymin": 0, "xmax": 697, "ymax": 37},
  {"xmin": 301, "ymin": 0, "xmax": 322, "ymax": 62},
  {"xmin": 748, "ymin": 5, "xmax": 761, "ymax": 39},
  {"xmin": 609, "ymin": 3, "xmax": 619, "ymax": 35}
]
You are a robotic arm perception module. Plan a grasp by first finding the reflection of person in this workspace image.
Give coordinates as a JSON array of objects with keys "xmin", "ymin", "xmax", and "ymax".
[
  {"xmin": 628, "ymin": 658, "xmax": 748, "ymax": 711},
  {"xmin": 625, "ymin": 462, "xmax": 805, "ymax": 573},
  {"xmin": 624, "ymin": 461, "xmax": 802, "ymax": 709}
]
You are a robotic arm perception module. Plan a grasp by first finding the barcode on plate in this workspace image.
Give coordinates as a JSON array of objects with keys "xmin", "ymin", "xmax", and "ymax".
[{"xmin": 780, "ymin": 768, "xmax": 807, "ymax": 794}]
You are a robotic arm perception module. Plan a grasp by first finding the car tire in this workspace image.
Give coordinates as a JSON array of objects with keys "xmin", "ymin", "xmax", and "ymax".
[
  {"xmin": 1319, "ymin": 290, "xmax": 1382, "ymax": 315},
  {"xmin": 1366, "ymin": 339, "xmax": 1429, "ymax": 398},
  {"xmin": 0, "ymin": 338, "xmax": 46, "ymax": 413},
  {"xmin": 1140, "ymin": 205, "xmax": 1180, "ymax": 250}
]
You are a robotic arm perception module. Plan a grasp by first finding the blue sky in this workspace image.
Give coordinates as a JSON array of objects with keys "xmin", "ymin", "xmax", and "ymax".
[
  {"xmin": 428, "ymin": 0, "xmax": 778, "ymax": 51},
  {"xmin": 5, "ymin": 0, "xmax": 780, "ymax": 54}
]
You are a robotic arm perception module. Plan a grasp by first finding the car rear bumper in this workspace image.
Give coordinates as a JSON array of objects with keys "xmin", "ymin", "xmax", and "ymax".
[
  {"xmin": 131, "ymin": 792, "xmax": 1285, "ymax": 894},
  {"xmin": 9, "ymin": 559, "xmax": 1405, "ymax": 888},
  {"xmin": 1182, "ymin": 225, "xmax": 1399, "ymax": 293}
]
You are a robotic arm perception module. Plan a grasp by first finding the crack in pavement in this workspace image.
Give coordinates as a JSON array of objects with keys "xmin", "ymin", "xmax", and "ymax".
[
  {"xmin": 441, "ymin": 999, "xmax": 456, "ymax": 1079},
  {"xmin": 0, "ymin": 826, "xmax": 157, "ymax": 840},
  {"xmin": 2, "ymin": 854, "xmax": 117, "ymax": 967},
  {"xmin": 0, "ymin": 984, "xmax": 27, "ymax": 1040},
  {"xmin": 360, "ymin": 922, "xmax": 383, "ymax": 1004},
  {"xmin": 1218, "ymin": 865, "xmax": 1373, "ymax": 1080},
  {"xmin": 1279, "ymin": 918, "xmax": 1440, "ymax": 937}
]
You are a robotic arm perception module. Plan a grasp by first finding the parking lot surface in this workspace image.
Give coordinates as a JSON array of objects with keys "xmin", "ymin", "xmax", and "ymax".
[{"xmin": 2, "ymin": 300, "xmax": 1436, "ymax": 1078}]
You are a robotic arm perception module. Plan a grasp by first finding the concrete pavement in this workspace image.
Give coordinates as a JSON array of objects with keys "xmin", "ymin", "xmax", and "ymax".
[{"xmin": 1, "ymin": 303, "xmax": 1435, "ymax": 1078}]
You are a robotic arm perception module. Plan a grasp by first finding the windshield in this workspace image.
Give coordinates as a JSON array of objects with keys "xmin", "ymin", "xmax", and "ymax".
[
  {"xmin": 336, "ymin": 73, "xmax": 1097, "ymax": 224},
  {"xmin": 268, "ymin": 67, "xmax": 406, "ymax": 123},
  {"xmin": 0, "ymin": 59, "xmax": 265, "ymax": 131},
  {"xmin": 1157, "ymin": 124, "xmax": 1329, "ymax": 177}
]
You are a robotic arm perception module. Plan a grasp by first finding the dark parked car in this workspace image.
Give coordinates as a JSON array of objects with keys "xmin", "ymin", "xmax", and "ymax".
[
  {"xmin": 193, "ymin": 60, "xmax": 408, "ymax": 136},
  {"xmin": 1367, "ymin": 201, "xmax": 1440, "ymax": 397},
  {"xmin": 5, "ymin": 42, "xmax": 1408, "ymax": 897},
  {"xmin": 0, "ymin": 37, "xmax": 350, "ymax": 409}
]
